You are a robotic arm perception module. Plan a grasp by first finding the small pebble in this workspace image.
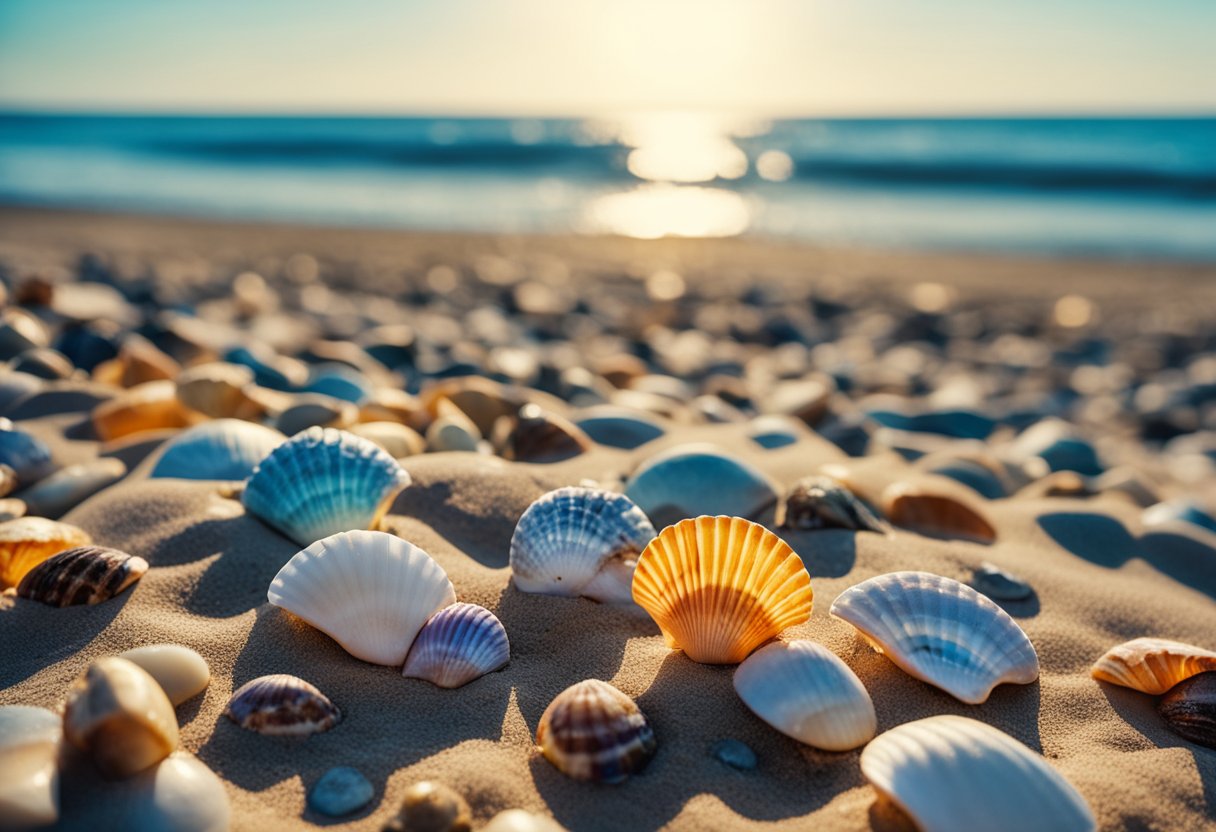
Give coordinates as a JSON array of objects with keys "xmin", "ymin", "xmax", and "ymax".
[
  {"xmin": 308, "ymin": 766, "xmax": 374, "ymax": 818},
  {"xmin": 971, "ymin": 562, "xmax": 1034, "ymax": 602},
  {"xmin": 383, "ymin": 781, "xmax": 471, "ymax": 832},
  {"xmin": 711, "ymin": 738, "xmax": 757, "ymax": 771}
]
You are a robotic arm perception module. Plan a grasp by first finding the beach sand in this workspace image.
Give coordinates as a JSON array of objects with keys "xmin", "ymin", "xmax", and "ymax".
[{"xmin": 1, "ymin": 208, "xmax": 1214, "ymax": 831}]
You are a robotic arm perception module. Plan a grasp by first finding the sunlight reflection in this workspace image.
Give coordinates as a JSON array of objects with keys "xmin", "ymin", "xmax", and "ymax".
[
  {"xmin": 584, "ymin": 183, "xmax": 751, "ymax": 238},
  {"xmin": 598, "ymin": 112, "xmax": 760, "ymax": 183}
]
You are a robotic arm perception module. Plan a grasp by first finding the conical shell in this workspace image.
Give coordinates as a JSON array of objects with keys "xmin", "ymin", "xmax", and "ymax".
[
  {"xmin": 881, "ymin": 483, "xmax": 997, "ymax": 542},
  {"xmin": 19, "ymin": 458, "xmax": 126, "ymax": 518},
  {"xmin": 509, "ymin": 486, "xmax": 656, "ymax": 603},
  {"xmin": 243, "ymin": 427, "xmax": 411, "ymax": 547},
  {"xmin": 150, "ymin": 419, "xmax": 285, "ymax": 480},
  {"xmin": 0, "ymin": 705, "xmax": 62, "ymax": 829},
  {"xmin": 16, "ymin": 545, "xmax": 147, "ymax": 607},
  {"xmin": 402, "ymin": 603, "xmax": 510, "ymax": 688},
  {"xmin": 224, "ymin": 674, "xmax": 340, "ymax": 736},
  {"xmin": 123, "ymin": 753, "xmax": 231, "ymax": 832},
  {"xmin": 0, "ymin": 517, "xmax": 92, "ymax": 589},
  {"xmin": 830, "ymin": 571, "xmax": 1039, "ymax": 704},
  {"xmin": 631, "ymin": 516, "xmax": 813, "ymax": 665},
  {"xmin": 733, "ymin": 640, "xmax": 876, "ymax": 751},
  {"xmin": 776, "ymin": 476, "xmax": 887, "ymax": 533},
  {"xmin": 267, "ymin": 530, "xmax": 455, "ymax": 666},
  {"xmin": 0, "ymin": 427, "xmax": 55, "ymax": 489},
  {"xmin": 861, "ymin": 716, "xmax": 1095, "ymax": 832},
  {"xmin": 63, "ymin": 657, "xmax": 179, "ymax": 779},
  {"xmin": 624, "ymin": 445, "xmax": 780, "ymax": 527},
  {"xmin": 536, "ymin": 679, "xmax": 656, "ymax": 784},
  {"xmin": 119, "ymin": 645, "xmax": 211, "ymax": 706},
  {"xmin": 1158, "ymin": 672, "xmax": 1216, "ymax": 749},
  {"xmin": 1090, "ymin": 637, "xmax": 1216, "ymax": 695}
]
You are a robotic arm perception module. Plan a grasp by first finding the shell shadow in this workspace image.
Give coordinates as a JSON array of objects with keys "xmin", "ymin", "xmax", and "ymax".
[
  {"xmin": 1036, "ymin": 512, "xmax": 1140, "ymax": 568},
  {"xmin": 780, "ymin": 528, "xmax": 858, "ymax": 579},
  {"xmin": 1136, "ymin": 530, "xmax": 1216, "ymax": 601},
  {"xmin": 0, "ymin": 590, "xmax": 133, "ymax": 688},
  {"xmin": 990, "ymin": 590, "xmax": 1041, "ymax": 619}
]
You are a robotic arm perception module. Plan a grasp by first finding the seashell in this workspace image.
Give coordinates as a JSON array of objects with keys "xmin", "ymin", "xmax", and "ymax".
[
  {"xmin": 921, "ymin": 457, "xmax": 1008, "ymax": 500},
  {"xmin": 0, "ymin": 372, "xmax": 42, "ymax": 415},
  {"xmin": 225, "ymin": 344, "xmax": 308, "ymax": 392},
  {"xmin": 0, "ymin": 705, "xmax": 62, "ymax": 829},
  {"xmin": 1142, "ymin": 499, "xmax": 1216, "ymax": 535},
  {"xmin": 0, "ymin": 516, "xmax": 92, "ymax": 588},
  {"xmin": 119, "ymin": 644, "xmax": 211, "ymax": 706},
  {"xmin": 1090, "ymin": 637, "xmax": 1216, "ymax": 695},
  {"xmin": 174, "ymin": 362, "xmax": 266, "ymax": 420},
  {"xmin": 19, "ymin": 458, "xmax": 126, "ymax": 518},
  {"xmin": 482, "ymin": 809, "xmax": 567, "ymax": 832},
  {"xmin": 149, "ymin": 419, "xmax": 286, "ymax": 481},
  {"xmin": 348, "ymin": 421, "xmax": 426, "ymax": 459},
  {"xmin": 776, "ymin": 476, "xmax": 887, "ymax": 533},
  {"xmin": 881, "ymin": 482, "xmax": 997, "ymax": 543},
  {"xmin": 733, "ymin": 640, "xmax": 876, "ymax": 751},
  {"xmin": 970, "ymin": 562, "xmax": 1034, "ymax": 602},
  {"xmin": 1158, "ymin": 672, "xmax": 1216, "ymax": 749},
  {"xmin": 830, "ymin": 571, "xmax": 1039, "ymax": 704},
  {"xmin": 0, "ymin": 498, "xmax": 25, "ymax": 522},
  {"xmin": 574, "ymin": 407, "xmax": 665, "ymax": 449},
  {"xmin": 763, "ymin": 376, "xmax": 835, "ymax": 426},
  {"xmin": 8, "ymin": 349, "xmax": 74, "ymax": 381},
  {"xmin": 745, "ymin": 415, "xmax": 805, "ymax": 450},
  {"xmin": 243, "ymin": 427, "xmax": 411, "ymax": 547},
  {"xmin": 308, "ymin": 766, "xmax": 374, "ymax": 818},
  {"xmin": 0, "ymin": 310, "xmax": 48, "ymax": 360},
  {"xmin": 632, "ymin": 516, "xmax": 813, "ymax": 665},
  {"xmin": 624, "ymin": 444, "xmax": 781, "ymax": 527},
  {"xmin": 425, "ymin": 399, "xmax": 482, "ymax": 453},
  {"xmin": 92, "ymin": 334, "xmax": 181, "ymax": 388},
  {"xmin": 268, "ymin": 530, "xmax": 455, "ymax": 665},
  {"xmin": 420, "ymin": 376, "xmax": 536, "ymax": 436},
  {"xmin": 123, "ymin": 753, "xmax": 231, "ymax": 832},
  {"xmin": 303, "ymin": 364, "xmax": 372, "ymax": 404},
  {"xmin": 536, "ymin": 679, "xmax": 656, "ymax": 784},
  {"xmin": 509, "ymin": 486, "xmax": 656, "ymax": 603},
  {"xmin": 274, "ymin": 394, "xmax": 359, "ymax": 436},
  {"xmin": 493, "ymin": 404, "xmax": 591, "ymax": 463},
  {"xmin": 0, "ymin": 427, "xmax": 55, "ymax": 489},
  {"xmin": 402, "ymin": 603, "xmax": 510, "ymax": 688},
  {"xmin": 0, "ymin": 465, "xmax": 15, "ymax": 498},
  {"xmin": 16, "ymin": 545, "xmax": 147, "ymax": 607},
  {"xmin": 224, "ymin": 674, "xmax": 340, "ymax": 736},
  {"xmin": 1010, "ymin": 419, "xmax": 1103, "ymax": 477},
  {"xmin": 358, "ymin": 387, "xmax": 429, "ymax": 432},
  {"xmin": 92, "ymin": 380, "xmax": 199, "ymax": 441},
  {"xmin": 383, "ymin": 781, "xmax": 472, "ymax": 832},
  {"xmin": 860, "ymin": 716, "xmax": 1095, "ymax": 832},
  {"xmin": 63, "ymin": 656, "xmax": 179, "ymax": 778}
]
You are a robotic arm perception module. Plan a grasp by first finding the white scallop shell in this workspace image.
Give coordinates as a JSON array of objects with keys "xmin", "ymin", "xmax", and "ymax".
[
  {"xmin": 830, "ymin": 571, "xmax": 1039, "ymax": 704},
  {"xmin": 402, "ymin": 603, "xmax": 510, "ymax": 688},
  {"xmin": 624, "ymin": 443, "xmax": 780, "ymax": 527},
  {"xmin": 860, "ymin": 716, "xmax": 1095, "ymax": 832},
  {"xmin": 119, "ymin": 644, "xmax": 211, "ymax": 706},
  {"xmin": 267, "ymin": 530, "xmax": 455, "ymax": 666},
  {"xmin": 509, "ymin": 486, "xmax": 656, "ymax": 603},
  {"xmin": 243, "ymin": 427, "xmax": 411, "ymax": 546},
  {"xmin": 150, "ymin": 419, "xmax": 285, "ymax": 481},
  {"xmin": 733, "ymin": 640, "xmax": 876, "ymax": 751},
  {"xmin": 0, "ymin": 705, "xmax": 62, "ymax": 829}
]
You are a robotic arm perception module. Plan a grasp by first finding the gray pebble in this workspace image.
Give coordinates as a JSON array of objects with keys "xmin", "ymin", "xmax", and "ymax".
[
  {"xmin": 711, "ymin": 739, "xmax": 757, "ymax": 771},
  {"xmin": 308, "ymin": 766, "xmax": 374, "ymax": 817}
]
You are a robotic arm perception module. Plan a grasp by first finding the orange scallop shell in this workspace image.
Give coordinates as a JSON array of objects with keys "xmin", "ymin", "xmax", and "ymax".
[
  {"xmin": 1091, "ymin": 638, "xmax": 1216, "ymax": 695},
  {"xmin": 0, "ymin": 516, "xmax": 92, "ymax": 588}
]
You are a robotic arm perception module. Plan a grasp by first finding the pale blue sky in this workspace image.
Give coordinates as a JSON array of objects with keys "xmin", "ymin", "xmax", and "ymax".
[{"xmin": 1, "ymin": 0, "xmax": 1214, "ymax": 115}]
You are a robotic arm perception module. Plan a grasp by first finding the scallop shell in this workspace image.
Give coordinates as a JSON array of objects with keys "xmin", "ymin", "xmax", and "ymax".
[
  {"xmin": 243, "ymin": 427, "xmax": 411, "ymax": 547},
  {"xmin": 19, "ymin": 458, "xmax": 126, "ymax": 518},
  {"xmin": 92, "ymin": 380, "xmax": 200, "ymax": 442},
  {"xmin": 776, "ymin": 476, "xmax": 887, "ymax": 533},
  {"xmin": 830, "ymin": 571, "xmax": 1039, "ymax": 704},
  {"xmin": 509, "ymin": 486, "xmax": 656, "ymax": 603},
  {"xmin": 224, "ymin": 674, "xmax": 340, "ymax": 736},
  {"xmin": 536, "ymin": 679, "xmax": 656, "ymax": 783},
  {"xmin": 624, "ymin": 444, "xmax": 781, "ymax": 527},
  {"xmin": 1158, "ymin": 672, "xmax": 1216, "ymax": 749},
  {"xmin": 860, "ymin": 716, "xmax": 1096, "ymax": 832},
  {"xmin": 267, "ymin": 530, "xmax": 456, "ymax": 666},
  {"xmin": 881, "ymin": 482, "xmax": 997, "ymax": 543},
  {"xmin": 16, "ymin": 545, "xmax": 147, "ymax": 607},
  {"xmin": 123, "ymin": 753, "xmax": 231, "ymax": 832},
  {"xmin": 150, "ymin": 419, "xmax": 286, "ymax": 481},
  {"xmin": 0, "ymin": 705, "xmax": 62, "ymax": 828},
  {"xmin": 0, "ymin": 516, "xmax": 92, "ymax": 589},
  {"xmin": 63, "ymin": 657, "xmax": 179, "ymax": 778},
  {"xmin": 733, "ymin": 640, "xmax": 876, "ymax": 751},
  {"xmin": 1090, "ymin": 637, "xmax": 1216, "ymax": 695},
  {"xmin": 631, "ymin": 516, "xmax": 813, "ymax": 665},
  {"xmin": 0, "ymin": 427, "xmax": 55, "ymax": 488},
  {"xmin": 493, "ymin": 404, "xmax": 591, "ymax": 463},
  {"xmin": 402, "ymin": 603, "xmax": 510, "ymax": 688},
  {"xmin": 119, "ymin": 645, "xmax": 211, "ymax": 706}
]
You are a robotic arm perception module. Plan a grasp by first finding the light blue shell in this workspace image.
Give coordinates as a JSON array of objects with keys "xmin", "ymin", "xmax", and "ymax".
[
  {"xmin": 0, "ymin": 425, "xmax": 55, "ymax": 487},
  {"xmin": 242, "ymin": 427, "xmax": 411, "ymax": 546},
  {"xmin": 401, "ymin": 602, "xmax": 510, "ymax": 688},
  {"xmin": 624, "ymin": 443, "xmax": 780, "ymax": 527},
  {"xmin": 150, "ymin": 419, "xmax": 286, "ymax": 480}
]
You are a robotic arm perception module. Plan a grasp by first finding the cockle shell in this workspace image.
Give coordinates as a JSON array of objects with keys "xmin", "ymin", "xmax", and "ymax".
[
  {"xmin": 830, "ymin": 571, "xmax": 1039, "ymax": 704},
  {"xmin": 0, "ymin": 705, "xmax": 62, "ymax": 829},
  {"xmin": 509, "ymin": 486, "xmax": 656, "ymax": 603},
  {"xmin": 243, "ymin": 427, "xmax": 411, "ymax": 547},
  {"xmin": 63, "ymin": 657, "xmax": 179, "ymax": 778},
  {"xmin": 880, "ymin": 482, "xmax": 997, "ymax": 543},
  {"xmin": 1090, "ymin": 637, "xmax": 1216, "ymax": 695},
  {"xmin": 122, "ymin": 753, "xmax": 231, "ymax": 832},
  {"xmin": 0, "ymin": 427, "xmax": 55, "ymax": 488},
  {"xmin": 733, "ymin": 641, "xmax": 876, "ymax": 751},
  {"xmin": 0, "ymin": 516, "xmax": 92, "ymax": 588},
  {"xmin": 1158, "ymin": 672, "xmax": 1216, "ymax": 749},
  {"xmin": 632, "ymin": 516, "xmax": 813, "ymax": 665},
  {"xmin": 119, "ymin": 645, "xmax": 211, "ymax": 706},
  {"xmin": 860, "ymin": 716, "xmax": 1095, "ymax": 832},
  {"xmin": 267, "ymin": 530, "xmax": 456, "ymax": 666},
  {"xmin": 91, "ymin": 380, "xmax": 199, "ymax": 442},
  {"xmin": 150, "ymin": 419, "xmax": 286, "ymax": 481},
  {"xmin": 402, "ymin": 603, "xmax": 510, "ymax": 688},
  {"xmin": 16, "ymin": 545, "xmax": 147, "ymax": 607},
  {"xmin": 19, "ymin": 458, "xmax": 126, "ymax": 518},
  {"xmin": 776, "ymin": 476, "xmax": 887, "ymax": 533},
  {"xmin": 625, "ymin": 445, "xmax": 781, "ymax": 527},
  {"xmin": 536, "ymin": 679, "xmax": 656, "ymax": 784},
  {"xmin": 493, "ymin": 404, "xmax": 591, "ymax": 463},
  {"xmin": 224, "ymin": 674, "xmax": 340, "ymax": 736}
]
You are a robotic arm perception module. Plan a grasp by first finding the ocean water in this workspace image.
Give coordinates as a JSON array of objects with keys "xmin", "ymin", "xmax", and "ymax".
[{"xmin": 1, "ymin": 113, "xmax": 1214, "ymax": 260}]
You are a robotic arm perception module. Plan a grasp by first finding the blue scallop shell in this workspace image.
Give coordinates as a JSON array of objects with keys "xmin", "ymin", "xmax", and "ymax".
[
  {"xmin": 401, "ymin": 602, "xmax": 510, "ymax": 688},
  {"xmin": 150, "ymin": 419, "xmax": 286, "ymax": 480},
  {"xmin": 0, "ymin": 425, "xmax": 55, "ymax": 488}
]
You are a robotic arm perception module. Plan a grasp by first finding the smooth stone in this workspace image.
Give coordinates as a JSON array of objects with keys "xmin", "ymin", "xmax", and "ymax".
[
  {"xmin": 624, "ymin": 443, "xmax": 780, "ymax": 527},
  {"xmin": 711, "ymin": 739, "xmax": 757, "ymax": 771},
  {"xmin": 971, "ymin": 562, "xmax": 1034, "ymax": 602},
  {"xmin": 483, "ymin": 810, "xmax": 568, "ymax": 832},
  {"xmin": 119, "ymin": 645, "xmax": 211, "ymax": 706},
  {"xmin": 308, "ymin": 766, "xmax": 374, "ymax": 818},
  {"xmin": 574, "ymin": 408, "xmax": 665, "ymax": 449},
  {"xmin": 745, "ymin": 415, "xmax": 804, "ymax": 449}
]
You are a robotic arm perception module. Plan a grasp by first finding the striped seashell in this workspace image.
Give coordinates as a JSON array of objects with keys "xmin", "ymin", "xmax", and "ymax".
[
  {"xmin": 1158, "ymin": 672, "xmax": 1216, "ymax": 749},
  {"xmin": 225, "ymin": 674, "xmax": 340, "ymax": 736},
  {"xmin": 16, "ymin": 546, "xmax": 148, "ymax": 607},
  {"xmin": 776, "ymin": 476, "xmax": 887, "ymax": 533},
  {"xmin": 0, "ymin": 516, "xmax": 92, "ymax": 589},
  {"xmin": 881, "ymin": 482, "xmax": 997, "ymax": 543},
  {"xmin": 632, "ymin": 516, "xmax": 813, "ymax": 665},
  {"xmin": 0, "ymin": 426, "xmax": 55, "ymax": 488},
  {"xmin": 0, "ymin": 705, "xmax": 63, "ymax": 828},
  {"xmin": 119, "ymin": 644, "xmax": 211, "ymax": 706},
  {"xmin": 402, "ymin": 603, "xmax": 510, "ymax": 689},
  {"xmin": 536, "ymin": 680, "xmax": 656, "ymax": 784},
  {"xmin": 150, "ymin": 419, "xmax": 286, "ymax": 481},
  {"xmin": 1090, "ymin": 638, "xmax": 1216, "ymax": 695}
]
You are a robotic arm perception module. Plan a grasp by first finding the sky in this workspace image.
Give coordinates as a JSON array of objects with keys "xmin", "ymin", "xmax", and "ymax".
[{"xmin": 1, "ymin": 0, "xmax": 1215, "ymax": 116}]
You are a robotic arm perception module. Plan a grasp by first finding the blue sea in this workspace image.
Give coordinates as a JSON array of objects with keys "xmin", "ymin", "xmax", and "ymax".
[{"xmin": 1, "ymin": 113, "xmax": 1214, "ymax": 260}]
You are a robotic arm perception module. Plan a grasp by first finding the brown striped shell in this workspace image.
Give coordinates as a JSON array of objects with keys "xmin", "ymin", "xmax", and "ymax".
[
  {"xmin": 881, "ymin": 482, "xmax": 997, "ymax": 543},
  {"xmin": 16, "ymin": 546, "xmax": 148, "ymax": 607},
  {"xmin": 777, "ymin": 476, "xmax": 887, "ymax": 532},
  {"xmin": 493, "ymin": 404, "xmax": 591, "ymax": 462},
  {"xmin": 1158, "ymin": 672, "xmax": 1216, "ymax": 749},
  {"xmin": 1091, "ymin": 638, "xmax": 1216, "ymax": 695},
  {"xmin": 0, "ymin": 517, "xmax": 92, "ymax": 589},
  {"xmin": 224, "ymin": 674, "xmax": 340, "ymax": 736},
  {"xmin": 536, "ymin": 680, "xmax": 656, "ymax": 783}
]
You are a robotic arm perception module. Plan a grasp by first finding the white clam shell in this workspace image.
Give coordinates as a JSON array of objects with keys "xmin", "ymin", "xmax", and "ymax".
[
  {"xmin": 150, "ymin": 419, "xmax": 285, "ymax": 481},
  {"xmin": 0, "ymin": 705, "xmax": 62, "ymax": 829},
  {"xmin": 624, "ymin": 443, "xmax": 780, "ymax": 527},
  {"xmin": 830, "ymin": 571, "xmax": 1039, "ymax": 704},
  {"xmin": 123, "ymin": 753, "xmax": 231, "ymax": 832},
  {"xmin": 402, "ymin": 602, "xmax": 510, "ymax": 688},
  {"xmin": 267, "ymin": 530, "xmax": 455, "ymax": 666},
  {"xmin": 860, "ymin": 716, "xmax": 1095, "ymax": 832},
  {"xmin": 733, "ymin": 641, "xmax": 876, "ymax": 751},
  {"xmin": 119, "ymin": 644, "xmax": 211, "ymax": 706},
  {"xmin": 509, "ymin": 486, "xmax": 655, "ymax": 603}
]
